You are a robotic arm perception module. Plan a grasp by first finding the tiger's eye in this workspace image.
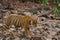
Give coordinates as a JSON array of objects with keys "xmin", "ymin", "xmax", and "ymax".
[{"xmin": 29, "ymin": 21, "xmax": 31, "ymax": 25}]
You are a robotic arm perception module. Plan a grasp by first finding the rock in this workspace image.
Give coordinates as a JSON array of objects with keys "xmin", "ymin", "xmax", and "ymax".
[
  {"xmin": 56, "ymin": 17, "xmax": 60, "ymax": 20},
  {"xmin": 14, "ymin": 36, "xmax": 20, "ymax": 40},
  {"xmin": 31, "ymin": 37, "xmax": 43, "ymax": 40},
  {"xmin": 24, "ymin": 12, "xmax": 32, "ymax": 16}
]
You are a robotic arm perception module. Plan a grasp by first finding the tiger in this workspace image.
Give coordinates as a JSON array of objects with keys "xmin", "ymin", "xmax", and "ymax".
[{"xmin": 3, "ymin": 14, "xmax": 37, "ymax": 37}]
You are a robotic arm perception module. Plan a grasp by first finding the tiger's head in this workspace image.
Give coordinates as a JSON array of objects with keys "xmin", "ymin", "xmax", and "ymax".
[
  {"xmin": 31, "ymin": 18, "xmax": 37, "ymax": 27},
  {"xmin": 28, "ymin": 16, "xmax": 38, "ymax": 27},
  {"xmin": 23, "ymin": 15, "xmax": 38, "ymax": 27}
]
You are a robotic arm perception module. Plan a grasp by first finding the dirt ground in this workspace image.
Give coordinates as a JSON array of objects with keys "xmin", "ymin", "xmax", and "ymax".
[{"xmin": 0, "ymin": 1, "xmax": 60, "ymax": 40}]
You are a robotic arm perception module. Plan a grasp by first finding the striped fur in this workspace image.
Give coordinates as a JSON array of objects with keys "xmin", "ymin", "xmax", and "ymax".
[{"xmin": 4, "ymin": 14, "xmax": 37, "ymax": 37}]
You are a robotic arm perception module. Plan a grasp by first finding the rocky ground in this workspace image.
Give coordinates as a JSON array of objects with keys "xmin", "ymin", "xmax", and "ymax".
[{"xmin": 0, "ymin": 2, "xmax": 60, "ymax": 40}]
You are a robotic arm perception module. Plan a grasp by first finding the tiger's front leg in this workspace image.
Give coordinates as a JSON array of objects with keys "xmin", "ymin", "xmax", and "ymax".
[{"xmin": 23, "ymin": 24, "xmax": 31, "ymax": 38}]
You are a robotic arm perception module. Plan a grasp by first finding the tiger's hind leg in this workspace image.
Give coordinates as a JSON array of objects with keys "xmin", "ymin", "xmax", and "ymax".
[
  {"xmin": 15, "ymin": 26, "xmax": 20, "ymax": 30},
  {"xmin": 14, "ymin": 23, "xmax": 23, "ymax": 30}
]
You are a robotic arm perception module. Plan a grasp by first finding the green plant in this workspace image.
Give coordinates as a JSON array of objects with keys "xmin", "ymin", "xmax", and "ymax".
[
  {"xmin": 52, "ymin": 0, "xmax": 60, "ymax": 17},
  {"xmin": 52, "ymin": 7, "xmax": 59, "ymax": 17},
  {"xmin": 39, "ymin": 0, "xmax": 60, "ymax": 18},
  {"xmin": 39, "ymin": 0, "xmax": 48, "ymax": 6}
]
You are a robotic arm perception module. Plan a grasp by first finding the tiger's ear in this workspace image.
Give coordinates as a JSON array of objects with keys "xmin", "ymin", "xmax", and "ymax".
[
  {"xmin": 37, "ymin": 17, "xmax": 41, "ymax": 24},
  {"xmin": 33, "ymin": 15, "xmax": 38, "ymax": 20}
]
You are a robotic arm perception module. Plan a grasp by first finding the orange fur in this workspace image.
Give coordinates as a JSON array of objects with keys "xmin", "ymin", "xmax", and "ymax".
[{"xmin": 4, "ymin": 14, "xmax": 37, "ymax": 37}]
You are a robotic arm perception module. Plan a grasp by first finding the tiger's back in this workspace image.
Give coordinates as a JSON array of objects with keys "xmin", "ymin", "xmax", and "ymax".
[{"xmin": 4, "ymin": 14, "xmax": 23, "ymax": 28}]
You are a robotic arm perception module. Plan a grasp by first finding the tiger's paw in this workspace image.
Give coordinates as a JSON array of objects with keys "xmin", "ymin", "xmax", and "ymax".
[{"xmin": 25, "ymin": 34, "xmax": 31, "ymax": 38}]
